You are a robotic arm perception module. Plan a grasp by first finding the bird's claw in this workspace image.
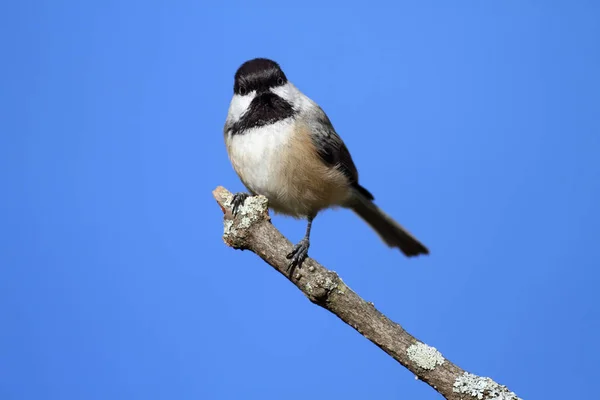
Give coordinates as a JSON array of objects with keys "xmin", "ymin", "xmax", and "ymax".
[
  {"xmin": 286, "ymin": 238, "xmax": 310, "ymax": 277},
  {"xmin": 230, "ymin": 192, "xmax": 249, "ymax": 216}
]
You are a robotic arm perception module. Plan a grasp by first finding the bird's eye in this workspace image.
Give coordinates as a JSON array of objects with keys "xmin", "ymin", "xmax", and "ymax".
[
  {"xmin": 239, "ymin": 87, "xmax": 247, "ymax": 95},
  {"xmin": 277, "ymin": 77, "xmax": 284, "ymax": 85}
]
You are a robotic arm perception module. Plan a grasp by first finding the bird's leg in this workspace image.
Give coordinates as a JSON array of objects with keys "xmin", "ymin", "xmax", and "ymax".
[
  {"xmin": 286, "ymin": 216, "xmax": 314, "ymax": 276},
  {"xmin": 230, "ymin": 192, "xmax": 249, "ymax": 216}
]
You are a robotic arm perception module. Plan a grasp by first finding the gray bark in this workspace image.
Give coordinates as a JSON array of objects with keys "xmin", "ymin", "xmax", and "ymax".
[{"xmin": 213, "ymin": 186, "xmax": 522, "ymax": 400}]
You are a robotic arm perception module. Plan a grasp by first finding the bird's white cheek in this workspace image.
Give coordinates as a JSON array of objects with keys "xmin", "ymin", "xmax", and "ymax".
[
  {"xmin": 271, "ymin": 83, "xmax": 295, "ymax": 103},
  {"xmin": 271, "ymin": 82, "xmax": 312, "ymax": 113},
  {"xmin": 228, "ymin": 92, "xmax": 255, "ymax": 121}
]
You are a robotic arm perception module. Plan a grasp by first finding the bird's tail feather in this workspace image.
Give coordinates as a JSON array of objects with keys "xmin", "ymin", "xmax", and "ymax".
[{"xmin": 349, "ymin": 187, "xmax": 429, "ymax": 257}]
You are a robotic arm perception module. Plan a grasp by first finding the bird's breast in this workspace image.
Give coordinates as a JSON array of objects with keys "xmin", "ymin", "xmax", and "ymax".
[
  {"xmin": 227, "ymin": 119, "xmax": 293, "ymax": 201},
  {"xmin": 226, "ymin": 119, "xmax": 352, "ymax": 217}
]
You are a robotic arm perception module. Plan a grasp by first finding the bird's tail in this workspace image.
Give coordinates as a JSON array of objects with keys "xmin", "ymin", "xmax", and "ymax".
[{"xmin": 349, "ymin": 186, "xmax": 429, "ymax": 257}]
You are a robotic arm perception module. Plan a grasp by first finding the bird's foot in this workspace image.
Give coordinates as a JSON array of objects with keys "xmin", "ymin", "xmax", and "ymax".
[
  {"xmin": 286, "ymin": 238, "xmax": 310, "ymax": 276},
  {"xmin": 230, "ymin": 192, "xmax": 249, "ymax": 216}
]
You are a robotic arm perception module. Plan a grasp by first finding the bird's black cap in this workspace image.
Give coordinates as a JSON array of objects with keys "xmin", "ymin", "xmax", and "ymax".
[{"xmin": 233, "ymin": 58, "xmax": 288, "ymax": 95}]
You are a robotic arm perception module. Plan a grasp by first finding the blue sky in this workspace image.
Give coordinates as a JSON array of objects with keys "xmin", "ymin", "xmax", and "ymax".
[{"xmin": 1, "ymin": 1, "xmax": 599, "ymax": 399}]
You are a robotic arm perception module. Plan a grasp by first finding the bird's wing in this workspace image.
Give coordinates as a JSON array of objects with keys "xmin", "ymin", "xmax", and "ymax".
[{"xmin": 308, "ymin": 106, "xmax": 374, "ymax": 200}]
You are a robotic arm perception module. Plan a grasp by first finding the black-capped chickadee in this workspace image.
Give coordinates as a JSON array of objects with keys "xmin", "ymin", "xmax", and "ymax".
[{"xmin": 223, "ymin": 58, "xmax": 429, "ymax": 273}]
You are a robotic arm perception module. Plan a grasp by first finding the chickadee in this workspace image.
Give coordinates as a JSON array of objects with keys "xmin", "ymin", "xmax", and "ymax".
[{"xmin": 223, "ymin": 58, "xmax": 428, "ymax": 273}]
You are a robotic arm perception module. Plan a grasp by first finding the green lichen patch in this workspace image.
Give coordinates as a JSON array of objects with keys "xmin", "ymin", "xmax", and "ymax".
[
  {"xmin": 407, "ymin": 342, "xmax": 445, "ymax": 370},
  {"xmin": 453, "ymin": 372, "xmax": 521, "ymax": 400}
]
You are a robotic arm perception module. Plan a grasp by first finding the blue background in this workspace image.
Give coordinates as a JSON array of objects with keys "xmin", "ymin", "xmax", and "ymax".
[{"xmin": 1, "ymin": 1, "xmax": 599, "ymax": 399}]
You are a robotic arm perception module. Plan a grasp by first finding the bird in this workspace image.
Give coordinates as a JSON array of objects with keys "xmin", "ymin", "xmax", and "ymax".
[{"xmin": 223, "ymin": 58, "xmax": 428, "ymax": 274}]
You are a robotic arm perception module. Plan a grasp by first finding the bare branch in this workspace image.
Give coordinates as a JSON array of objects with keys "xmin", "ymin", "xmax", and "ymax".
[{"xmin": 213, "ymin": 186, "xmax": 522, "ymax": 400}]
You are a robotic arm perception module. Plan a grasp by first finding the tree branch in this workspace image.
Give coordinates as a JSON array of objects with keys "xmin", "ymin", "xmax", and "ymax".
[{"xmin": 213, "ymin": 186, "xmax": 522, "ymax": 400}]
